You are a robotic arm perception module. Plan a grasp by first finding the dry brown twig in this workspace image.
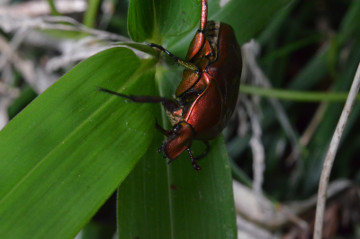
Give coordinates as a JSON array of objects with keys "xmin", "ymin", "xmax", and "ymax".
[{"xmin": 313, "ymin": 63, "xmax": 360, "ymax": 239}]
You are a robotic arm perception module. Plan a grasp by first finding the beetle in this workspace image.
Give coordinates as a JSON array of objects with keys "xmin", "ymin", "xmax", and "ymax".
[{"xmin": 99, "ymin": 0, "xmax": 242, "ymax": 170}]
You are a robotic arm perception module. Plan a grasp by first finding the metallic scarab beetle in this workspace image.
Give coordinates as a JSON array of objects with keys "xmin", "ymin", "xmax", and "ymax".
[{"xmin": 99, "ymin": 0, "xmax": 242, "ymax": 170}]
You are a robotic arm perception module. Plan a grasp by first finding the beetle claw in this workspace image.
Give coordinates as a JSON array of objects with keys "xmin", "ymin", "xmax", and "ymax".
[
  {"xmin": 192, "ymin": 162, "xmax": 201, "ymax": 171},
  {"xmin": 186, "ymin": 148, "xmax": 202, "ymax": 171}
]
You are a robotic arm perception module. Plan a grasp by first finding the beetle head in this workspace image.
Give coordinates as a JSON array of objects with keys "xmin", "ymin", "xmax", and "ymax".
[{"xmin": 161, "ymin": 122, "xmax": 195, "ymax": 161}]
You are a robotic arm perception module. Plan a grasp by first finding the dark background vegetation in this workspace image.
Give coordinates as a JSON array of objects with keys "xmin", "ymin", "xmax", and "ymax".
[{"xmin": 1, "ymin": 0, "xmax": 359, "ymax": 238}]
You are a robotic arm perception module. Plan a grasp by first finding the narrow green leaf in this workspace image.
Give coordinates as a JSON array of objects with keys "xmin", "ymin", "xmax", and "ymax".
[
  {"xmin": 167, "ymin": 137, "xmax": 236, "ymax": 239},
  {"xmin": 339, "ymin": 0, "xmax": 360, "ymax": 43},
  {"xmin": 117, "ymin": 66, "xmax": 236, "ymax": 239},
  {"xmin": 117, "ymin": 136, "xmax": 236, "ymax": 239},
  {"xmin": 117, "ymin": 128, "xmax": 172, "ymax": 238},
  {"xmin": 83, "ymin": 0, "xmax": 101, "ymax": 28},
  {"xmin": 0, "ymin": 47, "xmax": 156, "ymax": 239},
  {"xmin": 46, "ymin": 0, "xmax": 60, "ymax": 15}
]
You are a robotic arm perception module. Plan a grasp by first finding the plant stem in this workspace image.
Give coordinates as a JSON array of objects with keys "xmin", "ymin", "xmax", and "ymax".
[
  {"xmin": 47, "ymin": 0, "xmax": 60, "ymax": 16},
  {"xmin": 83, "ymin": 0, "xmax": 101, "ymax": 28},
  {"xmin": 240, "ymin": 84, "xmax": 360, "ymax": 102},
  {"xmin": 313, "ymin": 63, "xmax": 360, "ymax": 239}
]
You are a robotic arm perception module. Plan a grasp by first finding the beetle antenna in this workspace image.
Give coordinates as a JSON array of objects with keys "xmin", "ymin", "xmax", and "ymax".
[
  {"xmin": 97, "ymin": 87, "xmax": 132, "ymax": 100},
  {"xmin": 98, "ymin": 87, "xmax": 181, "ymax": 113}
]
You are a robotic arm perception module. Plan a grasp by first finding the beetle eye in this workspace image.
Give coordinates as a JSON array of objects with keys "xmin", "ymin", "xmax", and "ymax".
[
  {"xmin": 206, "ymin": 52, "xmax": 215, "ymax": 57},
  {"xmin": 173, "ymin": 124, "xmax": 182, "ymax": 133}
]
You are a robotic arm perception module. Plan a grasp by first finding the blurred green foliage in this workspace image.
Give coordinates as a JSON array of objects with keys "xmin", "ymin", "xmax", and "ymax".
[{"xmin": 230, "ymin": 0, "xmax": 360, "ymax": 200}]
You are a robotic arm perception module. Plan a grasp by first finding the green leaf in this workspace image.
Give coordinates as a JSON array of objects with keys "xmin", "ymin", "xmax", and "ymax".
[
  {"xmin": 127, "ymin": 0, "xmax": 154, "ymax": 42},
  {"xmin": 211, "ymin": 0, "xmax": 291, "ymax": 45},
  {"xmin": 117, "ymin": 127, "xmax": 172, "ymax": 238},
  {"xmin": 168, "ymin": 0, "xmax": 292, "ymax": 56},
  {"xmin": 117, "ymin": 135, "xmax": 236, "ymax": 239},
  {"xmin": 128, "ymin": 0, "xmax": 200, "ymax": 43},
  {"xmin": 166, "ymin": 138, "xmax": 236, "ymax": 239},
  {"xmin": 339, "ymin": 0, "xmax": 360, "ymax": 42},
  {"xmin": 83, "ymin": 0, "xmax": 102, "ymax": 28},
  {"xmin": 0, "ymin": 47, "xmax": 156, "ymax": 239},
  {"xmin": 116, "ymin": 65, "xmax": 236, "ymax": 239}
]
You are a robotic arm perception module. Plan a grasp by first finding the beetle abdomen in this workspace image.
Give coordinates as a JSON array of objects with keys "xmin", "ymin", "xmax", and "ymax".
[
  {"xmin": 204, "ymin": 21, "xmax": 220, "ymax": 62},
  {"xmin": 206, "ymin": 23, "xmax": 242, "ymax": 128},
  {"xmin": 181, "ymin": 22, "xmax": 241, "ymax": 140}
]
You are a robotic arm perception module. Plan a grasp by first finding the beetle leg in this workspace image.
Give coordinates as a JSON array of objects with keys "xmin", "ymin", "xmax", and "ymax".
[
  {"xmin": 186, "ymin": 148, "xmax": 201, "ymax": 171},
  {"xmin": 194, "ymin": 140, "xmax": 210, "ymax": 161},
  {"xmin": 155, "ymin": 121, "xmax": 172, "ymax": 137},
  {"xmin": 98, "ymin": 87, "xmax": 180, "ymax": 112},
  {"xmin": 148, "ymin": 43, "xmax": 199, "ymax": 73},
  {"xmin": 99, "ymin": 87, "xmax": 164, "ymax": 103},
  {"xmin": 200, "ymin": 0, "xmax": 208, "ymax": 31},
  {"xmin": 184, "ymin": 0, "xmax": 208, "ymax": 61}
]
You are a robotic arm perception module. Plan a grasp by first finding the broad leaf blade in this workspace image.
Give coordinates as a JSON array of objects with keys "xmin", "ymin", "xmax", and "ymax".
[
  {"xmin": 128, "ymin": 0, "xmax": 200, "ymax": 43},
  {"xmin": 168, "ymin": 0, "xmax": 292, "ymax": 56},
  {"xmin": 212, "ymin": 0, "xmax": 291, "ymax": 45},
  {"xmin": 0, "ymin": 47, "xmax": 156, "ymax": 239},
  {"xmin": 127, "ymin": 0, "xmax": 155, "ymax": 42},
  {"xmin": 153, "ymin": 0, "xmax": 200, "ymax": 39}
]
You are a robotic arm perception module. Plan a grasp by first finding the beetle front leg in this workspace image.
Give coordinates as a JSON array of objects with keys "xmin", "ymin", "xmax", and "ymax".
[
  {"xmin": 155, "ymin": 121, "xmax": 172, "ymax": 137},
  {"xmin": 194, "ymin": 140, "xmax": 210, "ymax": 161},
  {"xmin": 98, "ymin": 87, "xmax": 180, "ymax": 112},
  {"xmin": 148, "ymin": 43, "xmax": 199, "ymax": 73},
  {"xmin": 186, "ymin": 148, "xmax": 201, "ymax": 171},
  {"xmin": 185, "ymin": 140, "xmax": 209, "ymax": 171}
]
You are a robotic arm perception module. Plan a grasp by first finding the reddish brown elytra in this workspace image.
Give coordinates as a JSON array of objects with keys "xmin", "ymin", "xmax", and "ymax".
[{"xmin": 99, "ymin": 0, "xmax": 242, "ymax": 170}]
